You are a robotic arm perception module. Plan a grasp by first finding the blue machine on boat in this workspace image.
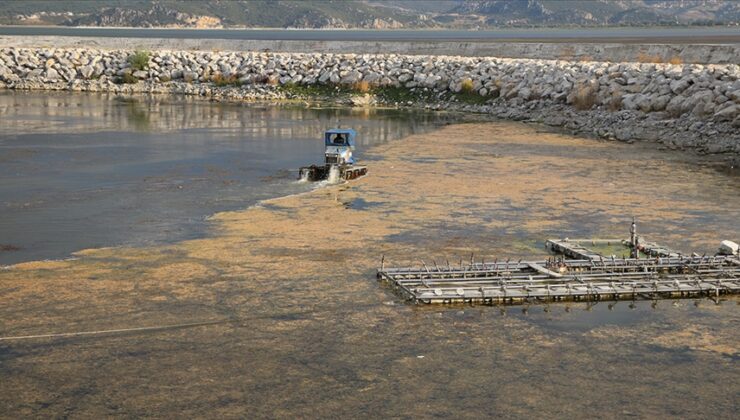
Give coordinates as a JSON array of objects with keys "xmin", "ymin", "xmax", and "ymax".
[{"xmin": 299, "ymin": 128, "xmax": 368, "ymax": 181}]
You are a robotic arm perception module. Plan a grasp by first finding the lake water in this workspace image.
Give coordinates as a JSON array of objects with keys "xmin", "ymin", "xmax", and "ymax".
[
  {"xmin": 0, "ymin": 92, "xmax": 737, "ymax": 418},
  {"xmin": 0, "ymin": 92, "xmax": 453, "ymax": 264}
]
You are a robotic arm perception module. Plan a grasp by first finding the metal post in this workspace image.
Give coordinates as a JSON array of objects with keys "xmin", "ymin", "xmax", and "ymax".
[{"xmin": 630, "ymin": 217, "xmax": 639, "ymax": 259}]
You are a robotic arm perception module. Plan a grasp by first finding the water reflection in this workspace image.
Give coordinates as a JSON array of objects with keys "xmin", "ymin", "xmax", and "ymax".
[
  {"xmin": 0, "ymin": 91, "xmax": 452, "ymax": 146},
  {"xmin": 0, "ymin": 91, "xmax": 456, "ymax": 264}
]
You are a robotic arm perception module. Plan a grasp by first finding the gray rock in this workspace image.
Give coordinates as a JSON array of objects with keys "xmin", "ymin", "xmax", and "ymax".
[
  {"xmin": 670, "ymin": 79, "xmax": 690, "ymax": 94},
  {"xmin": 27, "ymin": 68, "xmax": 43, "ymax": 79},
  {"xmin": 518, "ymin": 87, "xmax": 532, "ymax": 101},
  {"xmin": 615, "ymin": 127, "xmax": 635, "ymax": 141},
  {"xmin": 340, "ymin": 70, "xmax": 362, "ymax": 84},
  {"xmin": 714, "ymin": 104, "xmax": 739, "ymax": 121},
  {"xmin": 635, "ymin": 94, "xmax": 653, "ymax": 112},
  {"xmin": 650, "ymin": 94, "xmax": 672, "ymax": 111},
  {"xmin": 318, "ymin": 71, "xmax": 331, "ymax": 83},
  {"xmin": 363, "ymin": 72, "xmax": 381, "ymax": 84},
  {"xmin": 79, "ymin": 65, "xmax": 94, "ymax": 79},
  {"xmin": 44, "ymin": 68, "xmax": 59, "ymax": 81},
  {"xmin": 665, "ymin": 95, "xmax": 686, "ymax": 116},
  {"xmin": 715, "ymin": 94, "xmax": 729, "ymax": 104}
]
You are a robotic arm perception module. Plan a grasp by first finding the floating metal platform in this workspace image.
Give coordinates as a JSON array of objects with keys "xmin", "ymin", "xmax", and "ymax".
[
  {"xmin": 378, "ymin": 238, "xmax": 740, "ymax": 305},
  {"xmin": 545, "ymin": 238, "xmax": 682, "ymax": 259}
]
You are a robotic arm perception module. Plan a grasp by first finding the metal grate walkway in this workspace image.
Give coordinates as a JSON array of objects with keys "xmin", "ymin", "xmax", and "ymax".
[{"xmin": 378, "ymin": 255, "xmax": 740, "ymax": 305}]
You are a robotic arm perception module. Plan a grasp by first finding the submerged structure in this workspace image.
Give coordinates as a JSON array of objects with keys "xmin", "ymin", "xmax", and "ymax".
[
  {"xmin": 377, "ymin": 222, "xmax": 740, "ymax": 305},
  {"xmin": 299, "ymin": 128, "xmax": 368, "ymax": 182}
]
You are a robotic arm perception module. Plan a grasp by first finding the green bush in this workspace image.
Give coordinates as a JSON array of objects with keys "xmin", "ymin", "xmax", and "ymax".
[{"xmin": 128, "ymin": 50, "xmax": 150, "ymax": 71}]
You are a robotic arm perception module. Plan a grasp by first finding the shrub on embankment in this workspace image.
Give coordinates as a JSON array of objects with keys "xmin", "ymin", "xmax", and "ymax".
[{"xmin": 0, "ymin": 47, "xmax": 738, "ymax": 153}]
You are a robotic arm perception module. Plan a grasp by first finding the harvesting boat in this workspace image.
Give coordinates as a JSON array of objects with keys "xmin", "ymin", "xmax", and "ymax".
[{"xmin": 299, "ymin": 128, "xmax": 368, "ymax": 182}]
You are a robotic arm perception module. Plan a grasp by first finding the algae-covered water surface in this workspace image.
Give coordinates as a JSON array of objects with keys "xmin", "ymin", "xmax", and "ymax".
[{"xmin": 0, "ymin": 93, "xmax": 738, "ymax": 418}]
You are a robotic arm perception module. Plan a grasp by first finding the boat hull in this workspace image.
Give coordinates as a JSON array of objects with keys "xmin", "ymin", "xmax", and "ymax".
[{"xmin": 299, "ymin": 164, "xmax": 367, "ymax": 182}]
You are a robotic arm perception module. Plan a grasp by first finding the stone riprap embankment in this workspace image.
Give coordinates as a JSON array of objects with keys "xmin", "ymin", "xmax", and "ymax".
[{"xmin": 1, "ymin": 47, "xmax": 738, "ymax": 155}]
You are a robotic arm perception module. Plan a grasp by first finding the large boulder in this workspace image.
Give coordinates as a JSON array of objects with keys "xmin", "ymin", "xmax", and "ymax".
[
  {"xmin": 363, "ymin": 72, "xmax": 381, "ymax": 84},
  {"xmin": 397, "ymin": 73, "xmax": 412, "ymax": 83},
  {"xmin": 79, "ymin": 65, "xmax": 94, "ymax": 79},
  {"xmin": 713, "ymin": 104, "xmax": 739, "ymax": 121},
  {"xmin": 670, "ymin": 78, "xmax": 690, "ymax": 94},
  {"xmin": 649, "ymin": 94, "xmax": 672, "ymax": 111},
  {"xmin": 681, "ymin": 90, "xmax": 714, "ymax": 114},
  {"xmin": 44, "ymin": 68, "xmax": 59, "ymax": 81},
  {"xmin": 666, "ymin": 95, "xmax": 686, "ymax": 116},
  {"xmin": 340, "ymin": 70, "xmax": 362, "ymax": 84},
  {"xmin": 27, "ymin": 68, "xmax": 43, "ymax": 79},
  {"xmin": 318, "ymin": 70, "xmax": 331, "ymax": 83}
]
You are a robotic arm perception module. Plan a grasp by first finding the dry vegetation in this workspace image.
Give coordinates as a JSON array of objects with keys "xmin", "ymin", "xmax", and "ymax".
[
  {"xmin": 210, "ymin": 73, "xmax": 240, "ymax": 87},
  {"xmin": 461, "ymin": 78, "xmax": 474, "ymax": 94},
  {"xmin": 352, "ymin": 80, "xmax": 371, "ymax": 93},
  {"xmin": 572, "ymin": 83, "xmax": 598, "ymax": 111},
  {"xmin": 607, "ymin": 89, "xmax": 623, "ymax": 111},
  {"xmin": 558, "ymin": 46, "xmax": 576, "ymax": 61},
  {"xmin": 636, "ymin": 52, "xmax": 684, "ymax": 65}
]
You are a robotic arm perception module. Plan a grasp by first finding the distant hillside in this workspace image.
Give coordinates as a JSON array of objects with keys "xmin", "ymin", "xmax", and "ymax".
[
  {"xmin": 2, "ymin": 0, "xmax": 738, "ymax": 28},
  {"xmin": 447, "ymin": 0, "xmax": 740, "ymax": 27}
]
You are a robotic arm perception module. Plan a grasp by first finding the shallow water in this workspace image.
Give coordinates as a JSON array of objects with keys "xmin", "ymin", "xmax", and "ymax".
[
  {"xmin": 0, "ymin": 100, "xmax": 738, "ymax": 418},
  {"xmin": 0, "ymin": 91, "xmax": 452, "ymax": 264}
]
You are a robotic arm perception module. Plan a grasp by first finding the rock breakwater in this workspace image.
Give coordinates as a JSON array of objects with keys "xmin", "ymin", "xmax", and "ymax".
[{"xmin": 1, "ymin": 47, "xmax": 738, "ymax": 155}]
